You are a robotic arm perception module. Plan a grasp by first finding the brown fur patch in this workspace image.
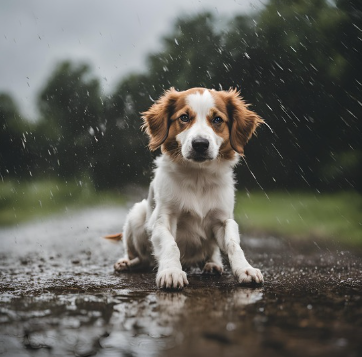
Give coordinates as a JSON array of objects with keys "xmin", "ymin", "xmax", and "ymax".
[
  {"xmin": 141, "ymin": 88, "xmax": 180, "ymax": 151},
  {"xmin": 208, "ymin": 94, "xmax": 236, "ymax": 161},
  {"xmin": 160, "ymin": 89, "xmax": 200, "ymax": 161},
  {"xmin": 216, "ymin": 89, "xmax": 264, "ymax": 155}
]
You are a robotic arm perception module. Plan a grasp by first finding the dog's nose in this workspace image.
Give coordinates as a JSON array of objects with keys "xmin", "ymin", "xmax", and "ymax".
[{"xmin": 192, "ymin": 138, "xmax": 209, "ymax": 153}]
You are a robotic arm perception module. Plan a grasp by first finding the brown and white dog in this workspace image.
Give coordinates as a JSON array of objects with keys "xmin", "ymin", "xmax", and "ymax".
[{"xmin": 110, "ymin": 87, "xmax": 264, "ymax": 289}]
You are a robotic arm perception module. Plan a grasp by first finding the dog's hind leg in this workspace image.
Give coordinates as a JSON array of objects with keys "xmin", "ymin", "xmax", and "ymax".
[
  {"xmin": 114, "ymin": 199, "xmax": 152, "ymax": 272},
  {"xmin": 202, "ymin": 246, "xmax": 224, "ymax": 274},
  {"xmin": 114, "ymin": 256, "xmax": 141, "ymax": 271}
]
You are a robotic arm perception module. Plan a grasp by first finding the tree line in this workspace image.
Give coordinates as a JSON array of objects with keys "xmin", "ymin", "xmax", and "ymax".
[{"xmin": 1, "ymin": 0, "xmax": 361, "ymax": 191}]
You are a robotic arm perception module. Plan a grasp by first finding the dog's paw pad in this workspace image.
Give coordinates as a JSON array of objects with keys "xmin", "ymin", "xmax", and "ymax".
[
  {"xmin": 114, "ymin": 258, "xmax": 130, "ymax": 272},
  {"xmin": 234, "ymin": 266, "xmax": 264, "ymax": 284},
  {"xmin": 202, "ymin": 262, "xmax": 223, "ymax": 275},
  {"xmin": 156, "ymin": 268, "xmax": 189, "ymax": 289}
]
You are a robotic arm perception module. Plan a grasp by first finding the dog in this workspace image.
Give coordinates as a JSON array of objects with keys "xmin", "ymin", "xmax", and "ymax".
[{"xmin": 107, "ymin": 87, "xmax": 264, "ymax": 289}]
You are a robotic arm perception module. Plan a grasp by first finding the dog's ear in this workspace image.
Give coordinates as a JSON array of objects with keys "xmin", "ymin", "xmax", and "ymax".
[
  {"xmin": 225, "ymin": 89, "xmax": 264, "ymax": 155},
  {"xmin": 141, "ymin": 88, "xmax": 179, "ymax": 151}
]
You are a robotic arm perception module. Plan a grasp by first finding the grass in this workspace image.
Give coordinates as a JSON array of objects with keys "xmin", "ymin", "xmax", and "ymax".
[
  {"xmin": 235, "ymin": 191, "xmax": 362, "ymax": 247},
  {"xmin": 0, "ymin": 179, "xmax": 125, "ymax": 226},
  {"xmin": 1, "ymin": 180, "xmax": 361, "ymax": 247}
]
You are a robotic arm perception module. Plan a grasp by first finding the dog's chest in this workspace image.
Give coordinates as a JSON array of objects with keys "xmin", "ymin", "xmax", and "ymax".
[
  {"xmin": 178, "ymin": 186, "xmax": 214, "ymax": 218},
  {"xmin": 175, "ymin": 210, "xmax": 216, "ymax": 264},
  {"xmin": 172, "ymin": 179, "xmax": 229, "ymax": 241},
  {"xmin": 172, "ymin": 172, "xmax": 229, "ymax": 218}
]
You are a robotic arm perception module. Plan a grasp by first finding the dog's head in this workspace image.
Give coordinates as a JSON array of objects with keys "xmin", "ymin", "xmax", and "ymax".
[{"xmin": 142, "ymin": 87, "xmax": 263, "ymax": 163}]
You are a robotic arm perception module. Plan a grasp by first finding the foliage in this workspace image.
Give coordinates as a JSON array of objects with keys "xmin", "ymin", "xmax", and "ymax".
[
  {"xmin": 93, "ymin": 75, "xmax": 153, "ymax": 189},
  {"xmin": 0, "ymin": 0, "xmax": 361, "ymax": 192},
  {"xmin": 36, "ymin": 61, "xmax": 104, "ymax": 180},
  {"xmin": 0, "ymin": 94, "xmax": 35, "ymax": 179}
]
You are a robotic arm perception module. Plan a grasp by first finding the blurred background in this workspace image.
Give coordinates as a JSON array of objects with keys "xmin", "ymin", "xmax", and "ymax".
[{"xmin": 0, "ymin": 0, "xmax": 361, "ymax": 246}]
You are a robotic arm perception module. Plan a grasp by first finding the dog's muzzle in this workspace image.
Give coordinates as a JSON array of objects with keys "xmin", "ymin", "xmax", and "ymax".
[{"xmin": 189, "ymin": 137, "xmax": 211, "ymax": 162}]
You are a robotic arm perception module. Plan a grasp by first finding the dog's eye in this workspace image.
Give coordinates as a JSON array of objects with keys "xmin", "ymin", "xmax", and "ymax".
[
  {"xmin": 212, "ymin": 116, "xmax": 223, "ymax": 124},
  {"xmin": 179, "ymin": 114, "xmax": 190, "ymax": 123}
]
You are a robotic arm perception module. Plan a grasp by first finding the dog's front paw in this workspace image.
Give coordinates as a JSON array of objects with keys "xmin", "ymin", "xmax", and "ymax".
[
  {"xmin": 234, "ymin": 266, "xmax": 264, "ymax": 284},
  {"xmin": 202, "ymin": 262, "xmax": 223, "ymax": 275},
  {"xmin": 156, "ymin": 268, "xmax": 189, "ymax": 289}
]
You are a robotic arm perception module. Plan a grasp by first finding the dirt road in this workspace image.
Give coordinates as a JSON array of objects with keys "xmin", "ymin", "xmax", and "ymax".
[{"xmin": 0, "ymin": 207, "xmax": 361, "ymax": 356}]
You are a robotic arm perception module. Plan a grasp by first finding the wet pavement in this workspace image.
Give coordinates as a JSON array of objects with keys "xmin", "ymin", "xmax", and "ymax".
[{"xmin": 0, "ymin": 206, "xmax": 361, "ymax": 357}]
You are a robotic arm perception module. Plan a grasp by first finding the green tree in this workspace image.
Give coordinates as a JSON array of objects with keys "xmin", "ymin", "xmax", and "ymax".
[
  {"xmin": 0, "ymin": 93, "xmax": 34, "ymax": 179},
  {"xmin": 104, "ymin": 4, "xmax": 362, "ymax": 191},
  {"xmin": 146, "ymin": 13, "xmax": 222, "ymax": 91},
  {"xmin": 256, "ymin": 0, "xmax": 358, "ymax": 189},
  {"xmin": 29, "ymin": 1, "xmax": 362, "ymax": 191},
  {"xmin": 220, "ymin": 0, "xmax": 362, "ymax": 190},
  {"xmin": 92, "ymin": 74, "xmax": 153, "ymax": 189},
  {"xmin": 37, "ymin": 61, "xmax": 104, "ymax": 180}
]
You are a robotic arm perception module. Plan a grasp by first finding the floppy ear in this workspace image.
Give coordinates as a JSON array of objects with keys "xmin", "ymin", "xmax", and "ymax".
[
  {"xmin": 141, "ymin": 88, "xmax": 179, "ymax": 151},
  {"xmin": 225, "ymin": 89, "xmax": 264, "ymax": 155}
]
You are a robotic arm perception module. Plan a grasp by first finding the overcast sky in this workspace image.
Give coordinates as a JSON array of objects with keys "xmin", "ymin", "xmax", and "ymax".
[{"xmin": 0, "ymin": 0, "xmax": 264, "ymax": 120}]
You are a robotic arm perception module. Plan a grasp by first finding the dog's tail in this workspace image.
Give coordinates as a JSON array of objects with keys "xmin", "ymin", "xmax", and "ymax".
[{"xmin": 103, "ymin": 232, "xmax": 123, "ymax": 242}]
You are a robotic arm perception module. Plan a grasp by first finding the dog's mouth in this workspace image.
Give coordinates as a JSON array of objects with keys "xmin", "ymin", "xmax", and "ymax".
[{"xmin": 186, "ymin": 152, "xmax": 214, "ymax": 163}]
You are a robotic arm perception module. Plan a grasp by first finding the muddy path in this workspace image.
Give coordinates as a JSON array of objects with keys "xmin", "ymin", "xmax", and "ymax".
[{"xmin": 0, "ymin": 207, "xmax": 361, "ymax": 357}]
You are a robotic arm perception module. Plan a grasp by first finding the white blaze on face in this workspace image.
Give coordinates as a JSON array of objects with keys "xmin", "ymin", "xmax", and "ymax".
[
  {"xmin": 176, "ymin": 90, "xmax": 223, "ymax": 161},
  {"xmin": 186, "ymin": 89, "xmax": 214, "ymax": 120}
]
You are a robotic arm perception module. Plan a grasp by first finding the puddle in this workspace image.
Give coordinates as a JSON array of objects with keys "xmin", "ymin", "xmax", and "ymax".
[{"xmin": 0, "ymin": 207, "xmax": 361, "ymax": 356}]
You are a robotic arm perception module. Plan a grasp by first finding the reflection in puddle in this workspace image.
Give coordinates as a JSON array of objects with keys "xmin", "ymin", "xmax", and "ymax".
[
  {"xmin": 232, "ymin": 288, "xmax": 263, "ymax": 306},
  {"xmin": 108, "ymin": 287, "xmax": 264, "ymax": 355},
  {"xmin": 156, "ymin": 291, "xmax": 188, "ymax": 315},
  {"xmin": 0, "ymin": 285, "xmax": 264, "ymax": 356}
]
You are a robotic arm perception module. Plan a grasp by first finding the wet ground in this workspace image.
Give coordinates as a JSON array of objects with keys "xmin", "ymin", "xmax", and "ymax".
[{"xmin": 0, "ymin": 206, "xmax": 361, "ymax": 357}]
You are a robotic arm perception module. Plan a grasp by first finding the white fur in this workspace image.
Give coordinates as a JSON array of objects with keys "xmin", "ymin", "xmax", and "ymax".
[
  {"xmin": 114, "ymin": 90, "xmax": 263, "ymax": 289},
  {"xmin": 177, "ymin": 90, "xmax": 223, "ymax": 161}
]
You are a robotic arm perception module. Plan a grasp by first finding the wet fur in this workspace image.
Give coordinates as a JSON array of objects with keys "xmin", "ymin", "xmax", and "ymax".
[{"xmin": 113, "ymin": 88, "xmax": 264, "ymax": 289}]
